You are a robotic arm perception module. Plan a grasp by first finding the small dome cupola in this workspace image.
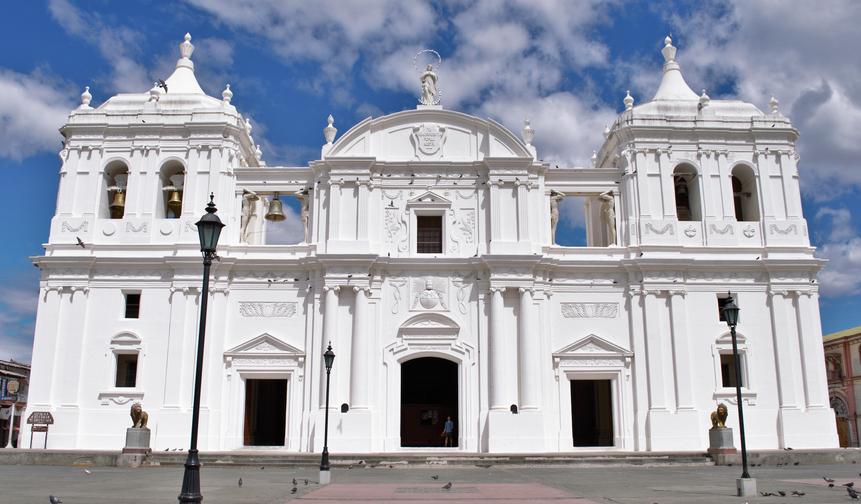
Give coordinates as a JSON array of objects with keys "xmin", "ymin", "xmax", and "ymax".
[{"xmin": 652, "ymin": 35, "xmax": 698, "ymax": 101}]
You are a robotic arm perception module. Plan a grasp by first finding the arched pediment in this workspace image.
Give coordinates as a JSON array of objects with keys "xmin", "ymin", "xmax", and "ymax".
[
  {"xmin": 327, "ymin": 108, "xmax": 533, "ymax": 162},
  {"xmin": 110, "ymin": 331, "xmax": 142, "ymax": 345},
  {"xmin": 398, "ymin": 313, "xmax": 460, "ymax": 341}
]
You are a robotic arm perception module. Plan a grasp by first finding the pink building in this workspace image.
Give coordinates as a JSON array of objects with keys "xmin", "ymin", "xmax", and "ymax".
[{"xmin": 824, "ymin": 325, "xmax": 861, "ymax": 447}]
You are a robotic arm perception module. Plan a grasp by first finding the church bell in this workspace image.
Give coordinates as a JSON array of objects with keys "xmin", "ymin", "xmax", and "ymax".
[
  {"xmin": 109, "ymin": 190, "xmax": 126, "ymax": 219},
  {"xmin": 265, "ymin": 193, "xmax": 286, "ymax": 221},
  {"xmin": 166, "ymin": 189, "xmax": 183, "ymax": 214}
]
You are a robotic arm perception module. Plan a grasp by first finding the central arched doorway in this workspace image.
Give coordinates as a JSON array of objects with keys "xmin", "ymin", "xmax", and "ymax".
[{"xmin": 400, "ymin": 357, "xmax": 458, "ymax": 447}]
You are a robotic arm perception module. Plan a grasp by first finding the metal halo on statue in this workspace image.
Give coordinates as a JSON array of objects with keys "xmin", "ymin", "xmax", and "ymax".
[
  {"xmin": 413, "ymin": 49, "xmax": 442, "ymax": 72},
  {"xmin": 414, "ymin": 49, "xmax": 443, "ymax": 105}
]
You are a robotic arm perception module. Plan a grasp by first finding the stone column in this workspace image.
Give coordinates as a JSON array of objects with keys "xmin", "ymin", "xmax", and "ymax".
[
  {"xmin": 795, "ymin": 291, "xmax": 829, "ymax": 408},
  {"xmin": 488, "ymin": 180, "xmax": 501, "ymax": 242},
  {"xmin": 643, "ymin": 290, "xmax": 668, "ymax": 410},
  {"xmin": 668, "ymin": 290, "xmax": 694, "ymax": 410},
  {"xmin": 515, "ymin": 180, "xmax": 529, "ymax": 242},
  {"xmin": 321, "ymin": 285, "xmax": 340, "ymax": 406},
  {"xmin": 350, "ymin": 287, "xmax": 370, "ymax": 409},
  {"xmin": 489, "ymin": 287, "xmax": 507, "ymax": 410},
  {"xmin": 327, "ymin": 180, "xmax": 341, "ymax": 242},
  {"xmin": 518, "ymin": 288, "xmax": 539, "ymax": 410},
  {"xmin": 356, "ymin": 180, "xmax": 370, "ymax": 242},
  {"xmin": 716, "ymin": 151, "xmax": 735, "ymax": 220},
  {"xmin": 768, "ymin": 290, "xmax": 800, "ymax": 409}
]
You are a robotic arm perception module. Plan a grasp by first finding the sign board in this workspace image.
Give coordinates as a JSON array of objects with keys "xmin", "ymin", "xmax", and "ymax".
[
  {"xmin": 6, "ymin": 380, "xmax": 19, "ymax": 395},
  {"xmin": 31, "ymin": 425, "xmax": 48, "ymax": 433},
  {"xmin": 27, "ymin": 411, "xmax": 54, "ymax": 425}
]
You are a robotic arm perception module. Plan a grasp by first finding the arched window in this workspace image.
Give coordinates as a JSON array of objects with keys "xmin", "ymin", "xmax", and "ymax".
[
  {"xmin": 673, "ymin": 165, "xmax": 701, "ymax": 221},
  {"xmin": 731, "ymin": 165, "xmax": 760, "ymax": 221},
  {"xmin": 158, "ymin": 161, "xmax": 185, "ymax": 219},
  {"xmin": 103, "ymin": 161, "xmax": 129, "ymax": 219}
]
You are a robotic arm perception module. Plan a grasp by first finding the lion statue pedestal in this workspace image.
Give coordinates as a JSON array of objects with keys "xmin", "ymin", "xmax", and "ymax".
[
  {"xmin": 120, "ymin": 403, "xmax": 151, "ymax": 466},
  {"xmin": 708, "ymin": 403, "xmax": 738, "ymax": 460}
]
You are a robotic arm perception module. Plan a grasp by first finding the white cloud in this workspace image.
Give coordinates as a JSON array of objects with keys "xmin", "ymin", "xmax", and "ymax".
[
  {"xmin": 814, "ymin": 206, "xmax": 861, "ymax": 297},
  {"xmin": 664, "ymin": 0, "xmax": 861, "ymax": 198},
  {"xmin": 477, "ymin": 91, "xmax": 617, "ymax": 166},
  {"xmin": 0, "ymin": 69, "xmax": 72, "ymax": 161},
  {"xmin": 48, "ymin": 0, "xmax": 151, "ymax": 93}
]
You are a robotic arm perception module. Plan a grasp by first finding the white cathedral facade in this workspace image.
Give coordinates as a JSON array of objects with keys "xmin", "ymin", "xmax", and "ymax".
[{"xmin": 22, "ymin": 34, "xmax": 838, "ymax": 454}]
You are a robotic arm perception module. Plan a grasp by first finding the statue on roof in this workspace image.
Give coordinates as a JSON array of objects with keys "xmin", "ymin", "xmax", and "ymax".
[
  {"xmin": 415, "ymin": 49, "xmax": 442, "ymax": 106},
  {"xmin": 420, "ymin": 64, "xmax": 439, "ymax": 106}
]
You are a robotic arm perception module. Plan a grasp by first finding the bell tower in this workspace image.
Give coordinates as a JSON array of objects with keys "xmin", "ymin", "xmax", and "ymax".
[
  {"xmin": 49, "ymin": 33, "xmax": 259, "ymax": 249},
  {"xmin": 598, "ymin": 36, "xmax": 806, "ymax": 249}
]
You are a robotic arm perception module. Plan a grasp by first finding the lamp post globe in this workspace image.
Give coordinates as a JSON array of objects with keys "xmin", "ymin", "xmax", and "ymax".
[
  {"xmin": 320, "ymin": 343, "xmax": 335, "ymax": 479},
  {"xmin": 721, "ymin": 294, "xmax": 751, "ymax": 485},
  {"xmin": 196, "ymin": 194, "xmax": 225, "ymax": 253},
  {"xmin": 178, "ymin": 194, "xmax": 224, "ymax": 503}
]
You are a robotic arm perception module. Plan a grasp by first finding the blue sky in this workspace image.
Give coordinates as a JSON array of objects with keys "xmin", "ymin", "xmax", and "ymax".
[{"xmin": 2, "ymin": 0, "xmax": 861, "ymax": 362}]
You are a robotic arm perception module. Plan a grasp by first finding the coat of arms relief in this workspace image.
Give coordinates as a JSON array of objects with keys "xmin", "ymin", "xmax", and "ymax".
[
  {"xmin": 411, "ymin": 123, "xmax": 446, "ymax": 159},
  {"xmin": 411, "ymin": 277, "xmax": 449, "ymax": 311}
]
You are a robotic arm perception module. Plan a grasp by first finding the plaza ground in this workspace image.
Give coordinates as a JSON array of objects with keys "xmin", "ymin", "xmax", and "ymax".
[{"xmin": 3, "ymin": 461, "xmax": 861, "ymax": 503}]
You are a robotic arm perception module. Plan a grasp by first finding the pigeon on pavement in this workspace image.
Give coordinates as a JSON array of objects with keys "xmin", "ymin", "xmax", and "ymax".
[
  {"xmin": 291, "ymin": 487, "xmax": 298, "ymax": 494},
  {"xmin": 846, "ymin": 482, "xmax": 856, "ymax": 488},
  {"xmin": 849, "ymin": 486, "xmax": 860, "ymax": 499},
  {"xmin": 442, "ymin": 482, "xmax": 452, "ymax": 490},
  {"xmin": 49, "ymin": 497, "xmax": 62, "ymax": 504},
  {"xmin": 238, "ymin": 478, "xmax": 242, "ymax": 487},
  {"xmin": 431, "ymin": 475, "xmax": 439, "ymax": 480},
  {"xmin": 791, "ymin": 491, "xmax": 805, "ymax": 496},
  {"xmin": 824, "ymin": 476, "xmax": 835, "ymax": 483}
]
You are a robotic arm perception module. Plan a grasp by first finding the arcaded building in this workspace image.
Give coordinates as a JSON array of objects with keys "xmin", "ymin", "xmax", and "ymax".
[{"xmin": 22, "ymin": 34, "xmax": 837, "ymax": 453}]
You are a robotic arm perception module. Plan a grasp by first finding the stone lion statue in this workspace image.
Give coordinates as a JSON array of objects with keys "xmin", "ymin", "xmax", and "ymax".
[
  {"xmin": 130, "ymin": 402, "xmax": 149, "ymax": 429},
  {"xmin": 710, "ymin": 403, "xmax": 728, "ymax": 429}
]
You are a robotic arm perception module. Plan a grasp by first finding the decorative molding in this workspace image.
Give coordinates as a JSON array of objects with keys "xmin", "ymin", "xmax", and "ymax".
[
  {"xmin": 238, "ymin": 302, "xmax": 297, "ymax": 318},
  {"xmin": 61, "ymin": 220, "xmax": 88, "ymax": 233},
  {"xmin": 125, "ymin": 222, "xmax": 148, "ymax": 233},
  {"xmin": 709, "ymin": 223, "xmax": 733, "ymax": 236},
  {"xmin": 645, "ymin": 223, "xmax": 674, "ymax": 235},
  {"xmin": 769, "ymin": 223, "xmax": 798, "ymax": 236},
  {"xmin": 683, "ymin": 225, "xmax": 696, "ymax": 238},
  {"xmin": 390, "ymin": 280, "xmax": 406, "ymax": 314},
  {"xmin": 742, "ymin": 225, "xmax": 756, "ymax": 238},
  {"xmin": 561, "ymin": 302, "xmax": 619, "ymax": 319},
  {"xmin": 98, "ymin": 391, "xmax": 144, "ymax": 406},
  {"xmin": 384, "ymin": 207, "xmax": 408, "ymax": 252}
]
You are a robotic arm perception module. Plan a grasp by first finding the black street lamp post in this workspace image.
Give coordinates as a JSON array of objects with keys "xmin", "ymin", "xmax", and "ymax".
[
  {"xmin": 178, "ymin": 195, "xmax": 225, "ymax": 503},
  {"xmin": 721, "ymin": 294, "xmax": 750, "ymax": 480},
  {"xmin": 320, "ymin": 343, "xmax": 335, "ymax": 480}
]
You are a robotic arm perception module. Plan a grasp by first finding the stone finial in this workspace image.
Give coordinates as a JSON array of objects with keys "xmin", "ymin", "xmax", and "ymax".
[
  {"xmin": 255, "ymin": 144, "xmax": 263, "ymax": 160},
  {"xmin": 245, "ymin": 117, "xmax": 253, "ymax": 134},
  {"xmin": 80, "ymin": 86, "xmax": 92, "ymax": 109},
  {"xmin": 661, "ymin": 34, "xmax": 677, "ymax": 63},
  {"xmin": 177, "ymin": 33, "xmax": 195, "ymax": 70},
  {"xmin": 222, "ymin": 84, "xmax": 233, "ymax": 104},
  {"xmin": 590, "ymin": 150, "xmax": 598, "ymax": 167},
  {"xmin": 623, "ymin": 90, "xmax": 634, "ymax": 110},
  {"xmin": 148, "ymin": 83, "xmax": 162, "ymax": 102},
  {"xmin": 521, "ymin": 118, "xmax": 534, "ymax": 146},
  {"xmin": 769, "ymin": 95, "xmax": 779, "ymax": 114},
  {"xmin": 699, "ymin": 89, "xmax": 710, "ymax": 108},
  {"xmin": 603, "ymin": 124, "xmax": 611, "ymax": 139},
  {"xmin": 323, "ymin": 114, "xmax": 337, "ymax": 144}
]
